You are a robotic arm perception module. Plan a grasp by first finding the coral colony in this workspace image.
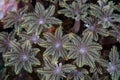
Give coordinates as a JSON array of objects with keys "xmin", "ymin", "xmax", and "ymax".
[{"xmin": 0, "ymin": 0, "xmax": 120, "ymax": 80}]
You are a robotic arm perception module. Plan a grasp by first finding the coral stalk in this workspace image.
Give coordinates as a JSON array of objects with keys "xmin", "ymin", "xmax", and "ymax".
[{"xmin": 71, "ymin": 18, "xmax": 80, "ymax": 33}]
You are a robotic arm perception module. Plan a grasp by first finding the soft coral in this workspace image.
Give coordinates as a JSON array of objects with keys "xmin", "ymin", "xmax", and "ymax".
[{"xmin": 0, "ymin": 0, "xmax": 18, "ymax": 19}]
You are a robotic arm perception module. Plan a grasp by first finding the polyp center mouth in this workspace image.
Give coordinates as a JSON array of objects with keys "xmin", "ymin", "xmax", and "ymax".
[
  {"xmin": 38, "ymin": 18, "xmax": 44, "ymax": 24},
  {"xmin": 54, "ymin": 41, "xmax": 62, "ymax": 49},
  {"xmin": 20, "ymin": 54, "xmax": 29, "ymax": 61},
  {"xmin": 107, "ymin": 62, "xmax": 117, "ymax": 72},
  {"xmin": 79, "ymin": 47, "xmax": 87, "ymax": 54}
]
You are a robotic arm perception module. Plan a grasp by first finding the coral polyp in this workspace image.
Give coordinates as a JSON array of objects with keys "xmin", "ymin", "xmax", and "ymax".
[
  {"xmin": 39, "ymin": 27, "xmax": 69, "ymax": 59},
  {"xmin": 64, "ymin": 32, "xmax": 102, "ymax": 67},
  {"xmin": 3, "ymin": 41, "xmax": 40, "ymax": 74}
]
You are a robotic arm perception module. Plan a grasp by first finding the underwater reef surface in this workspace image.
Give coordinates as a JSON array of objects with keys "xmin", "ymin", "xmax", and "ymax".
[{"xmin": 0, "ymin": 0, "xmax": 120, "ymax": 80}]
